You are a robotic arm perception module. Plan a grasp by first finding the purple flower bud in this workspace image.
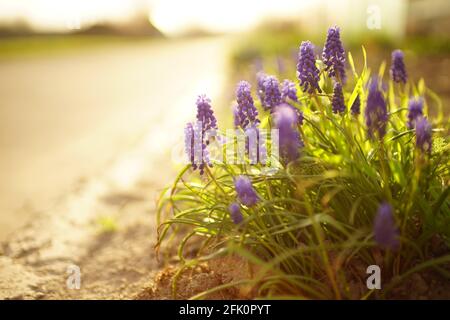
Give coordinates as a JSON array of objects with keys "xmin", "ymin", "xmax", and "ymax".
[
  {"xmin": 297, "ymin": 41, "xmax": 321, "ymax": 94},
  {"xmin": 236, "ymin": 81, "xmax": 260, "ymax": 129},
  {"xmin": 331, "ymin": 82, "xmax": 346, "ymax": 114},
  {"xmin": 365, "ymin": 78, "xmax": 388, "ymax": 139},
  {"xmin": 273, "ymin": 104, "xmax": 303, "ymax": 163},
  {"xmin": 351, "ymin": 95, "xmax": 361, "ymax": 115},
  {"xmin": 374, "ymin": 202, "xmax": 399, "ymax": 250},
  {"xmin": 196, "ymin": 94, "xmax": 218, "ymax": 136},
  {"xmin": 415, "ymin": 116, "xmax": 432, "ymax": 154},
  {"xmin": 262, "ymin": 75, "xmax": 281, "ymax": 110},
  {"xmin": 234, "ymin": 175, "xmax": 259, "ymax": 207},
  {"xmin": 390, "ymin": 50, "xmax": 407, "ymax": 84},
  {"xmin": 407, "ymin": 98, "xmax": 424, "ymax": 129},
  {"xmin": 256, "ymin": 72, "xmax": 267, "ymax": 104},
  {"xmin": 281, "ymin": 79, "xmax": 298, "ymax": 103},
  {"xmin": 322, "ymin": 26, "xmax": 347, "ymax": 84},
  {"xmin": 190, "ymin": 95, "xmax": 217, "ymax": 175},
  {"xmin": 228, "ymin": 202, "xmax": 243, "ymax": 225}
]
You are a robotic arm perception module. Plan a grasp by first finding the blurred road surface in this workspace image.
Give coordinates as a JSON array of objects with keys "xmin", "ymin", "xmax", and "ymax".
[{"xmin": 0, "ymin": 37, "xmax": 229, "ymax": 241}]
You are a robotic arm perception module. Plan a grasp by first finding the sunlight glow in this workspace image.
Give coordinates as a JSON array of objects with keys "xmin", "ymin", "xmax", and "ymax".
[
  {"xmin": 149, "ymin": 0, "xmax": 313, "ymax": 35},
  {"xmin": 0, "ymin": 0, "xmax": 404, "ymax": 36},
  {"xmin": 0, "ymin": 0, "xmax": 138, "ymax": 31},
  {"xmin": 0, "ymin": 0, "xmax": 314, "ymax": 34}
]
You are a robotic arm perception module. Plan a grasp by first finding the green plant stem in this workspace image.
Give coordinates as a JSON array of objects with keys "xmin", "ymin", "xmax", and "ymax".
[
  {"xmin": 205, "ymin": 166, "xmax": 228, "ymax": 196},
  {"xmin": 305, "ymin": 201, "xmax": 342, "ymax": 300}
]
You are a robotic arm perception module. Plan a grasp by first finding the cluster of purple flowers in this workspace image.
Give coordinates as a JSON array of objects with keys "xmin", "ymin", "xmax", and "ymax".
[
  {"xmin": 296, "ymin": 41, "xmax": 321, "ymax": 94},
  {"xmin": 235, "ymin": 81, "xmax": 260, "ymax": 129},
  {"xmin": 184, "ymin": 122, "xmax": 195, "ymax": 166},
  {"xmin": 196, "ymin": 94, "xmax": 218, "ymax": 139},
  {"xmin": 184, "ymin": 95, "xmax": 218, "ymax": 175},
  {"xmin": 365, "ymin": 78, "xmax": 388, "ymax": 139},
  {"xmin": 415, "ymin": 116, "xmax": 432, "ymax": 154},
  {"xmin": 228, "ymin": 202, "xmax": 243, "ymax": 225},
  {"xmin": 273, "ymin": 104, "xmax": 303, "ymax": 163},
  {"xmin": 331, "ymin": 82, "xmax": 345, "ymax": 114},
  {"xmin": 322, "ymin": 26, "xmax": 347, "ymax": 84},
  {"xmin": 281, "ymin": 79, "xmax": 298, "ymax": 103},
  {"xmin": 256, "ymin": 72, "xmax": 267, "ymax": 104},
  {"xmin": 227, "ymin": 175, "xmax": 260, "ymax": 225},
  {"xmin": 281, "ymin": 79, "xmax": 303, "ymax": 125},
  {"xmin": 407, "ymin": 98, "xmax": 424, "ymax": 129},
  {"xmin": 234, "ymin": 175, "xmax": 259, "ymax": 207},
  {"xmin": 261, "ymin": 75, "xmax": 282, "ymax": 111},
  {"xmin": 374, "ymin": 202, "xmax": 399, "ymax": 250},
  {"xmin": 390, "ymin": 50, "xmax": 407, "ymax": 84}
]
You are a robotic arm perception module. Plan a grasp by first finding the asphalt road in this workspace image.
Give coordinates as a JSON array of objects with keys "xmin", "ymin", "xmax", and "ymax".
[{"xmin": 0, "ymin": 37, "xmax": 229, "ymax": 241}]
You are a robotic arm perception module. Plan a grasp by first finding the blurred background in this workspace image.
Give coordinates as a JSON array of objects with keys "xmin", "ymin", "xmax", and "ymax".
[{"xmin": 0, "ymin": 0, "xmax": 449, "ymax": 241}]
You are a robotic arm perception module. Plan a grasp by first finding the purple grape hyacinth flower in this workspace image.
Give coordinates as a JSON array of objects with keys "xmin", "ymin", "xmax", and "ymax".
[
  {"xmin": 281, "ymin": 80, "xmax": 303, "ymax": 125},
  {"xmin": 281, "ymin": 79, "xmax": 298, "ymax": 103},
  {"xmin": 262, "ymin": 75, "xmax": 281, "ymax": 111},
  {"xmin": 322, "ymin": 26, "xmax": 347, "ymax": 84},
  {"xmin": 184, "ymin": 121, "xmax": 211, "ymax": 175},
  {"xmin": 374, "ymin": 202, "xmax": 399, "ymax": 250},
  {"xmin": 365, "ymin": 78, "xmax": 388, "ymax": 139},
  {"xmin": 297, "ymin": 41, "xmax": 321, "ymax": 94},
  {"xmin": 294, "ymin": 108, "xmax": 304, "ymax": 126},
  {"xmin": 184, "ymin": 122, "xmax": 195, "ymax": 167},
  {"xmin": 390, "ymin": 50, "xmax": 407, "ymax": 84},
  {"xmin": 196, "ymin": 94, "xmax": 218, "ymax": 137},
  {"xmin": 415, "ymin": 116, "xmax": 432, "ymax": 154},
  {"xmin": 228, "ymin": 202, "xmax": 243, "ymax": 225},
  {"xmin": 407, "ymin": 98, "xmax": 424, "ymax": 129},
  {"xmin": 185, "ymin": 94, "xmax": 217, "ymax": 175},
  {"xmin": 273, "ymin": 104, "xmax": 303, "ymax": 164},
  {"xmin": 233, "ymin": 105, "xmax": 240, "ymax": 129},
  {"xmin": 234, "ymin": 175, "xmax": 259, "ymax": 207},
  {"xmin": 236, "ymin": 81, "xmax": 260, "ymax": 129},
  {"xmin": 351, "ymin": 95, "xmax": 361, "ymax": 115},
  {"xmin": 256, "ymin": 72, "xmax": 267, "ymax": 104},
  {"xmin": 331, "ymin": 82, "xmax": 346, "ymax": 114}
]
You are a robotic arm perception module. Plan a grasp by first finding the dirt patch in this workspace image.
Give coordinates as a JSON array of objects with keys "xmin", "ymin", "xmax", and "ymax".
[
  {"xmin": 0, "ymin": 149, "xmax": 175, "ymax": 300},
  {"xmin": 135, "ymin": 252, "xmax": 450, "ymax": 300},
  {"xmin": 389, "ymin": 270, "xmax": 450, "ymax": 300},
  {"xmin": 136, "ymin": 256, "xmax": 256, "ymax": 300}
]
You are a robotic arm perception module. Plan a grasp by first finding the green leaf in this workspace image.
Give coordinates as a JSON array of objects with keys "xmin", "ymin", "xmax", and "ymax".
[
  {"xmin": 347, "ymin": 76, "xmax": 363, "ymax": 110},
  {"xmin": 362, "ymin": 45, "xmax": 367, "ymax": 72},
  {"xmin": 378, "ymin": 60, "xmax": 386, "ymax": 80},
  {"xmin": 432, "ymin": 186, "xmax": 450, "ymax": 214},
  {"xmin": 418, "ymin": 78, "xmax": 425, "ymax": 95},
  {"xmin": 348, "ymin": 51, "xmax": 358, "ymax": 78}
]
